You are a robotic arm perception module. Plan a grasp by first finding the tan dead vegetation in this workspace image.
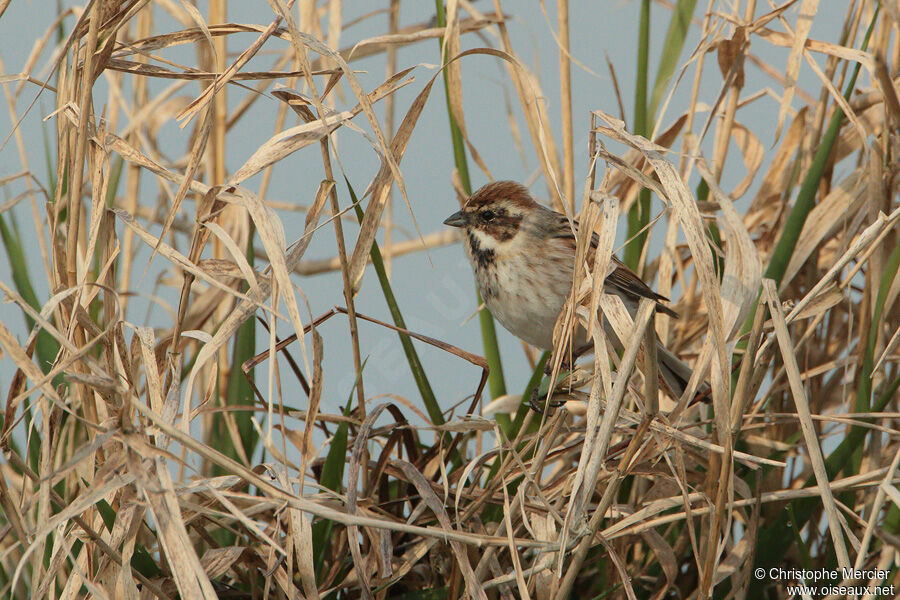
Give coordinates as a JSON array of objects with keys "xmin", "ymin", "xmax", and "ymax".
[{"xmin": 0, "ymin": 1, "xmax": 899, "ymax": 599}]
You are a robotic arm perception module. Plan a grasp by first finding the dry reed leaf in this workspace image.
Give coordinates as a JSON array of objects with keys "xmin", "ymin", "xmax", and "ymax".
[
  {"xmin": 346, "ymin": 402, "xmax": 394, "ymax": 599},
  {"xmin": 19, "ymin": 454, "xmax": 131, "ymax": 585},
  {"xmin": 500, "ymin": 478, "xmax": 532, "ymax": 600},
  {"xmin": 490, "ymin": 9, "xmax": 563, "ymax": 209},
  {"xmin": 394, "ymin": 459, "xmax": 489, "ymax": 600},
  {"xmin": 694, "ymin": 158, "xmax": 761, "ymax": 339},
  {"xmin": 873, "ymin": 51, "xmax": 900, "ymax": 129},
  {"xmin": 205, "ymin": 485, "xmax": 287, "ymax": 557},
  {"xmin": 640, "ymin": 528, "xmax": 678, "ymax": 587},
  {"xmin": 182, "ymin": 180, "xmax": 330, "ymax": 423},
  {"xmin": 785, "ymin": 284, "xmax": 844, "ymax": 322},
  {"xmin": 193, "ymin": 257, "xmax": 245, "ymax": 283},
  {"xmin": 586, "ymin": 193, "xmax": 618, "ymax": 402},
  {"xmin": 0, "ymin": 317, "xmax": 65, "ymax": 414},
  {"xmin": 129, "ymin": 446, "xmax": 219, "ymax": 598},
  {"xmin": 175, "ymin": 14, "xmax": 283, "ymax": 125},
  {"xmin": 439, "ymin": 0, "xmax": 493, "ymax": 182},
  {"xmin": 299, "ymin": 330, "xmax": 324, "ymax": 471},
  {"xmin": 293, "ymin": 229, "xmax": 458, "ymax": 275},
  {"xmin": 112, "ymin": 16, "xmax": 499, "ymax": 67},
  {"xmin": 325, "ymin": 0, "xmax": 342, "ymax": 70},
  {"xmin": 716, "ymin": 26, "xmax": 746, "ymax": 90},
  {"xmin": 131, "ymin": 397, "xmax": 535, "ymax": 548},
  {"xmin": 229, "ymin": 92, "xmax": 394, "ymax": 185},
  {"xmin": 605, "ymin": 115, "xmax": 687, "ymax": 213},
  {"xmin": 756, "ymin": 25, "xmax": 875, "ymax": 71},
  {"xmin": 872, "ymin": 324, "xmax": 900, "ymax": 374},
  {"xmin": 728, "ymin": 122, "xmax": 764, "ymax": 199},
  {"xmin": 774, "ymin": 0, "xmax": 818, "ymax": 139},
  {"xmin": 346, "ymin": 67, "xmax": 436, "ymax": 293},
  {"xmin": 801, "ymin": 47, "xmax": 869, "ymax": 144},
  {"xmin": 568, "ymin": 300, "xmax": 655, "ymax": 534},
  {"xmin": 767, "ymin": 204, "xmax": 900, "ymax": 347},
  {"xmin": 599, "ymin": 537, "xmax": 639, "ymax": 600},
  {"xmin": 220, "ymin": 184, "xmax": 309, "ymax": 412},
  {"xmin": 429, "ymin": 416, "xmax": 496, "ymax": 432},
  {"xmin": 377, "ymin": 528, "xmax": 394, "ymax": 579},
  {"xmin": 0, "ymin": 283, "xmax": 111, "ymax": 405},
  {"xmin": 531, "ymin": 513, "xmax": 558, "ymax": 600},
  {"xmin": 176, "ymin": 0, "xmax": 215, "ymax": 57},
  {"xmin": 199, "ymin": 546, "xmax": 245, "ymax": 580},
  {"xmin": 594, "ymin": 110, "xmax": 728, "ymax": 405},
  {"xmin": 152, "ymin": 100, "xmax": 213, "ymax": 266},
  {"xmin": 107, "ymin": 502, "xmax": 144, "ymax": 600},
  {"xmin": 104, "ymin": 131, "xmax": 209, "ymax": 193},
  {"xmin": 349, "ymin": 14, "xmax": 499, "ymax": 58},
  {"xmin": 274, "ymin": 7, "xmax": 410, "ymax": 234},
  {"xmin": 106, "ymin": 58, "xmax": 341, "ymax": 81},
  {"xmin": 109, "ymin": 208, "xmax": 258, "ymax": 307},
  {"xmin": 594, "ymin": 148, "xmax": 670, "ymax": 206},
  {"xmin": 747, "ymin": 106, "xmax": 806, "ymax": 219},
  {"xmin": 762, "ymin": 279, "xmax": 851, "ymax": 569},
  {"xmin": 229, "ymin": 67, "xmax": 413, "ymax": 186},
  {"xmin": 606, "ymin": 401, "xmax": 784, "ymax": 468},
  {"xmin": 601, "ymin": 466, "xmax": 887, "ymax": 539},
  {"xmin": 200, "ymin": 223, "xmax": 260, "ymax": 291},
  {"xmin": 853, "ymin": 448, "xmax": 900, "ymax": 574},
  {"xmin": 783, "ymin": 168, "xmax": 865, "ymax": 285},
  {"xmin": 711, "ymin": 537, "xmax": 752, "ymax": 587}
]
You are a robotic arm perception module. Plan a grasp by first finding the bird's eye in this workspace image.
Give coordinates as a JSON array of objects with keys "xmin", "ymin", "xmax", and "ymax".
[{"xmin": 481, "ymin": 210, "xmax": 496, "ymax": 222}]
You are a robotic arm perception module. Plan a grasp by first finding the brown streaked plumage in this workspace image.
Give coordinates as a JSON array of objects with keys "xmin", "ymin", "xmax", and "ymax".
[{"xmin": 444, "ymin": 180, "xmax": 699, "ymax": 400}]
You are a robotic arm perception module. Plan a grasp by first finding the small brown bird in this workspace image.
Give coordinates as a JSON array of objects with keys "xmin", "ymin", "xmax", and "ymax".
[{"xmin": 444, "ymin": 180, "xmax": 698, "ymax": 400}]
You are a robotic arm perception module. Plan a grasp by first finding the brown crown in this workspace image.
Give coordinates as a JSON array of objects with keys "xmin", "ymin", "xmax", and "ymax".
[{"xmin": 465, "ymin": 180, "xmax": 536, "ymax": 210}]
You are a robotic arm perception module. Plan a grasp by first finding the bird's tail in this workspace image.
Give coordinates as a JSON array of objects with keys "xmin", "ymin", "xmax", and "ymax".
[{"xmin": 656, "ymin": 342, "xmax": 710, "ymax": 405}]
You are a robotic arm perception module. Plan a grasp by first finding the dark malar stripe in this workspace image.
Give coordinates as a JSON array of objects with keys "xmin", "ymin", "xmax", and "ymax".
[{"xmin": 467, "ymin": 231, "xmax": 496, "ymax": 271}]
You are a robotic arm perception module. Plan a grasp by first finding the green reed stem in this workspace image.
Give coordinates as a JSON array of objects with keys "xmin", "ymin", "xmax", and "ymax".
[{"xmin": 434, "ymin": 0, "xmax": 507, "ymax": 400}]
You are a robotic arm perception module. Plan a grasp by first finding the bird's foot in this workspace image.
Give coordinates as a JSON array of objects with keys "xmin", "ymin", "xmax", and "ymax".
[
  {"xmin": 529, "ymin": 385, "xmax": 566, "ymax": 414},
  {"xmin": 544, "ymin": 356, "xmax": 573, "ymax": 375}
]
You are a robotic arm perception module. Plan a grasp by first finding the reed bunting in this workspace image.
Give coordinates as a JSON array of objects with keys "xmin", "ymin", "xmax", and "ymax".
[{"xmin": 444, "ymin": 180, "xmax": 699, "ymax": 401}]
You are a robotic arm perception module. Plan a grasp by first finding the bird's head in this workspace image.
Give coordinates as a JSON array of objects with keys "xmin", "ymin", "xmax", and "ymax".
[{"xmin": 443, "ymin": 181, "xmax": 536, "ymax": 249}]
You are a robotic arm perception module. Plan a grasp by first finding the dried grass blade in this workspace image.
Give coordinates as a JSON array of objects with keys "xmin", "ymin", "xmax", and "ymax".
[
  {"xmin": 347, "ymin": 69, "xmax": 435, "ymax": 292},
  {"xmin": 695, "ymin": 158, "xmax": 761, "ymax": 338},
  {"xmin": 150, "ymin": 101, "xmax": 213, "ymax": 267},
  {"xmin": 782, "ymin": 168, "xmax": 865, "ymax": 285},
  {"xmin": 392, "ymin": 459, "xmax": 489, "ymax": 600},
  {"xmin": 109, "ymin": 208, "xmax": 258, "ymax": 307},
  {"xmin": 273, "ymin": 6, "xmax": 410, "ymax": 242},
  {"xmin": 312, "ymin": 383, "xmax": 355, "ymax": 575},
  {"xmin": 762, "ymin": 7, "xmax": 877, "ymax": 290},
  {"xmin": 131, "ymin": 398, "xmax": 538, "ymax": 547},
  {"xmin": 175, "ymin": 13, "xmax": 282, "ymax": 124},
  {"xmin": 290, "ymin": 506, "xmax": 320, "ymax": 600},
  {"xmin": 762, "ymin": 279, "xmax": 850, "ymax": 569},
  {"xmin": 727, "ymin": 122, "xmax": 764, "ymax": 198},
  {"xmin": 182, "ymin": 181, "xmax": 330, "ymax": 428},
  {"xmin": 230, "ymin": 68, "xmax": 414, "ymax": 185},
  {"xmin": 594, "ymin": 110, "xmax": 728, "ymax": 402},
  {"xmin": 103, "ymin": 132, "xmax": 210, "ymax": 194},
  {"xmin": 774, "ymin": 0, "xmax": 819, "ymax": 139},
  {"xmin": 129, "ymin": 448, "xmax": 219, "ymax": 598},
  {"xmin": 567, "ymin": 300, "xmax": 655, "ymax": 536}
]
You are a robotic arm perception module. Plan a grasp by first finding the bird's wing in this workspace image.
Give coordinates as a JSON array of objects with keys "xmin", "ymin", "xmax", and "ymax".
[{"xmin": 550, "ymin": 213, "xmax": 678, "ymax": 318}]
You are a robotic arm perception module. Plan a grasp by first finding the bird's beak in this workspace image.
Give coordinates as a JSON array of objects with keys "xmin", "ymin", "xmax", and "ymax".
[{"xmin": 443, "ymin": 210, "xmax": 468, "ymax": 228}]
